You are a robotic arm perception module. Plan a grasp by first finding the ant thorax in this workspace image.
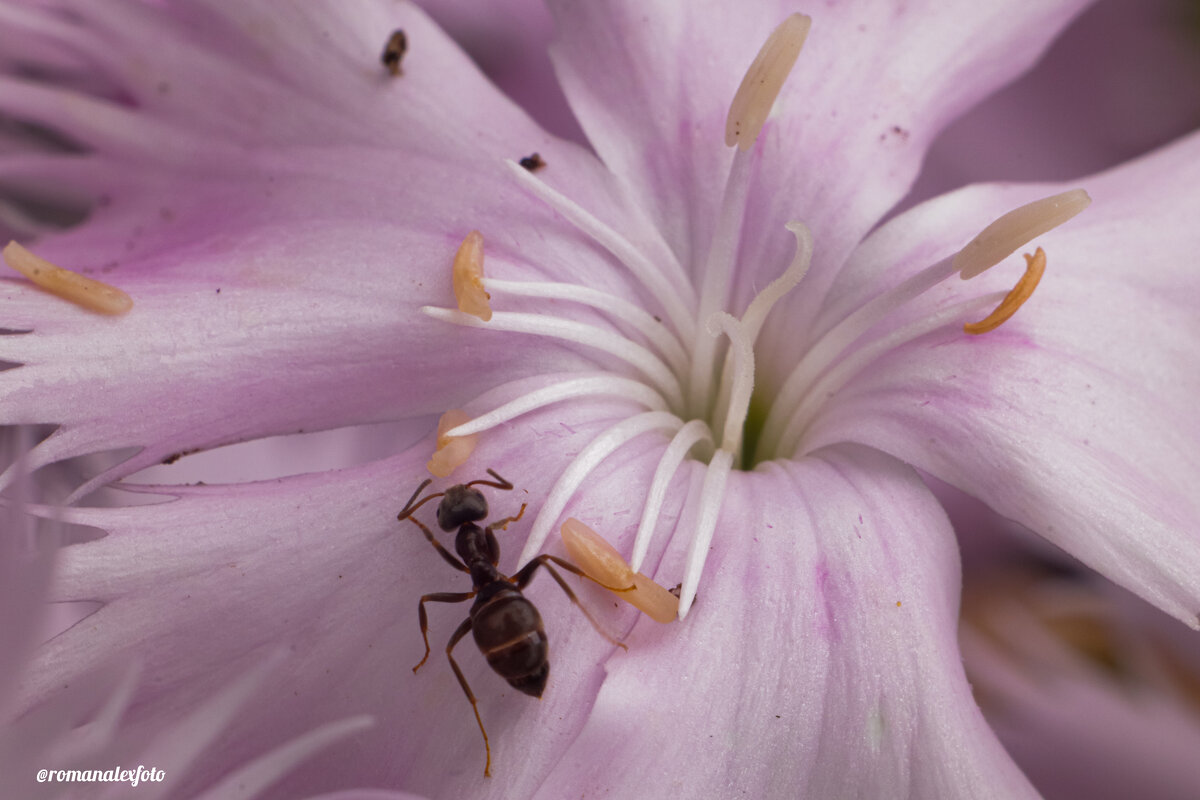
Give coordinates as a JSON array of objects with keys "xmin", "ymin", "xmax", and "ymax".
[{"xmin": 455, "ymin": 521, "xmax": 499, "ymax": 567}]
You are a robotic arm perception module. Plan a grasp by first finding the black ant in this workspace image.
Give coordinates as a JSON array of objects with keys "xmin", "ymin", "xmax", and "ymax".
[{"xmin": 397, "ymin": 469, "xmax": 628, "ymax": 777}]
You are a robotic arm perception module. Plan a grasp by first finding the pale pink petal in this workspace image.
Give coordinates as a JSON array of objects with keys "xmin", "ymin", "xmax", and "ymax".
[
  {"xmin": 548, "ymin": 0, "xmax": 1093, "ymax": 310},
  {"xmin": 18, "ymin": 398, "xmax": 662, "ymax": 798},
  {"xmin": 0, "ymin": 1, "xmax": 674, "ymax": 483},
  {"xmin": 806, "ymin": 130, "xmax": 1200, "ymax": 627},
  {"xmin": 540, "ymin": 444, "xmax": 1036, "ymax": 799}
]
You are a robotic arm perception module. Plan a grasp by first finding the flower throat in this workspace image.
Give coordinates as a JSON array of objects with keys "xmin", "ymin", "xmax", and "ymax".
[{"xmin": 420, "ymin": 14, "xmax": 1089, "ymax": 618}]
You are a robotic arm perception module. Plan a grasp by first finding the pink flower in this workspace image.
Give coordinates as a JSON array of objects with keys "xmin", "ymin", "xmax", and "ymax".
[{"xmin": 1, "ymin": 1, "xmax": 1198, "ymax": 798}]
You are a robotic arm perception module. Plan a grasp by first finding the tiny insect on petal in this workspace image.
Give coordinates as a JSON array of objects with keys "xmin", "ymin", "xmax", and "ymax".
[
  {"xmin": 560, "ymin": 517, "xmax": 679, "ymax": 623},
  {"xmin": 426, "ymin": 409, "xmax": 477, "ymax": 477},
  {"xmin": 381, "ymin": 29, "xmax": 407, "ymax": 76},
  {"xmin": 3, "ymin": 240, "xmax": 133, "ymax": 315},
  {"xmin": 452, "ymin": 230, "xmax": 492, "ymax": 322}
]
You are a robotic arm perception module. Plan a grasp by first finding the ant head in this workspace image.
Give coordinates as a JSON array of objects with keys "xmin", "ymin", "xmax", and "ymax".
[{"xmin": 437, "ymin": 484, "xmax": 488, "ymax": 531}]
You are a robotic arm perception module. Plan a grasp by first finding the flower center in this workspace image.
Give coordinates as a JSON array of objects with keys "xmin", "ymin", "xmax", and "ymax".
[{"xmin": 420, "ymin": 16, "xmax": 1089, "ymax": 619}]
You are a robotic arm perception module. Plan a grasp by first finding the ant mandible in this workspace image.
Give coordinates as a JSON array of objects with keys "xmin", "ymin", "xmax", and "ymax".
[{"xmin": 397, "ymin": 469, "xmax": 628, "ymax": 777}]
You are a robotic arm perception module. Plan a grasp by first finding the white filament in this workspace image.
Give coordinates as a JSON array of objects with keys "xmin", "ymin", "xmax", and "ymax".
[
  {"xmin": 776, "ymin": 293, "xmax": 1004, "ymax": 457},
  {"xmin": 504, "ymin": 160, "xmax": 696, "ymax": 339},
  {"xmin": 757, "ymin": 255, "xmax": 958, "ymax": 448},
  {"xmin": 677, "ymin": 448, "xmax": 734, "ymax": 619},
  {"xmin": 688, "ymin": 148, "xmax": 754, "ymax": 418},
  {"xmin": 517, "ymin": 410, "xmax": 685, "ymax": 567},
  {"xmin": 630, "ymin": 419, "xmax": 714, "ymax": 572},
  {"xmin": 707, "ymin": 312, "xmax": 754, "ymax": 453},
  {"xmin": 421, "ymin": 307, "xmax": 684, "ymax": 410},
  {"xmin": 447, "ymin": 374, "xmax": 668, "ymax": 438},
  {"xmin": 485, "ymin": 278, "xmax": 689, "ymax": 374}
]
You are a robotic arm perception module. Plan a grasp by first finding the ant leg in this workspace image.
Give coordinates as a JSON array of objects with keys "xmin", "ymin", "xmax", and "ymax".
[
  {"xmin": 413, "ymin": 591, "xmax": 475, "ymax": 672},
  {"xmin": 486, "ymin": 502, "xmax": 527, "ymax": 533},
  {"xmin": 403, "ymin": 515, "xmax": 469, "ymax": 573},
  {"xmin": 512, "ymin": 556, "xmax": 628, "ymax": 651},
  {"xmin": 445, "ymin": 617, "xmax": 492, "ymax": 778},
  {"xmin": 466, "ymin": 468, "xmax": 513, "ymax": 492}
]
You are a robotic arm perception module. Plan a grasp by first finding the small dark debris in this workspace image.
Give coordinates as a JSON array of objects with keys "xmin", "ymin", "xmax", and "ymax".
[
  {"xmin": 381, "ymin": 29, "xmax": 407, "ymax": 76},
  {"xmin": 161, "ymin": 447, "xmax": 199, "ymax": 465},
  {"xmin": 519, "ymin": 152, "xmax": 546, "ymax": 172},
  {"xmin": 215, "ymin": 288, "xmax": 221, "ymax": 294}
]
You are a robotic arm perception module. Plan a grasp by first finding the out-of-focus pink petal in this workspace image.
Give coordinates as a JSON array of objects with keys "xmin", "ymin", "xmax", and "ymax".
[
  {"xmin": 962, "ymin": 574, "xmax": 1200, "ymax": 800},
  {"xmin": 416, "ymin": 0, "xmax": 586, "ymax": 144},
  {"xmin": 541, "ymin": 444, "xmax": 1036, "ymax": 799},
  {"xmin": 909, "ymin": 0, "xmax": 1200, "ymax": 206},
  {"xmin": 806, "ymin": 131, "xmax": 1200, "ymax": 627}
]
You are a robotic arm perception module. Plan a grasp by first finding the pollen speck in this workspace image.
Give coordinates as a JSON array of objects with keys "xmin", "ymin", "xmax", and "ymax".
[
  {"xmin": 964, "ymin": 248, "xmax": 1046, "ymax": 335},
  {"xmin": 3, "ymin": 240, "xmax": 133, "ymax": 315},
  {"xmin": 451, "ymin": 230, "xmax": 492, "ymax": 322},
  {"xmin": 426, "ymin": 409, "xmax": 477, "ymax": 477},
  {"xmin": 560, "ymin": 517, "xmax": 679, "ymax": 623}
]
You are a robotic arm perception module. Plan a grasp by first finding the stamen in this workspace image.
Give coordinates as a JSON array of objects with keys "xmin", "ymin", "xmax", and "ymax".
[
  {"xmin": 446, "ymin": 374, "xmax": 668, "ymax": 439},
  {"xmin": 3, "ymin": 240, "xmax": 133, "ymax": 315},
  {"xmin": 963, "ymin": 248, "xmax": 1046, "ymax": 335},
  {"xmin": 678, "ymin": 448, "xmax": 734, "ymax": 619},
  {"xmin": 503, "ymin": 160, "xmax": 695, "ymax": 338},
  {"xmin": 451, "ymin": 231, "xmax": 491, "ymax": 321},
  {"xmin": 953, "ymin": 190, "xmax": 1089, "ymax": 279},
  {"xmin": 725, "ymin": 14, "xmax": 812, "ymax": 151},
  {"xmin": 760, "ymin": 254, "xmax": 958, "ymax": 450},
  {"xmin": 426, "ymin": 409, "xmax": 476, "ymax": 477},
  {"xmin": 760, "ymin": 191, "xmax": 1090, "ymax": 453},
  {"xmin": 421, "ymin": 307, "xmax": 685, "ymax": 409},
  {"xmin": 561, "ymin": 518, "xmax": 680, "ymax": 624},
  {"xmin": 485, "ymin": 278, "xmax": 689, "ymax": 374},
  {"xmin": 775, "ymin": 293, "xmax": 1003, "ymax": 458},
  {"xmin": 517, "ymin": 410, "xmax": 685, "ymax": 567},
  {"xmin": 560, "ymin": 517, "xmax": 634, "ymax": 587},
  {"xmin": 688, "ymin": 150, "xmax": 754, "ymax": 416},
  {"xmin": 630, "ymin": 419, "xmax": 713, "ymax": 572}
]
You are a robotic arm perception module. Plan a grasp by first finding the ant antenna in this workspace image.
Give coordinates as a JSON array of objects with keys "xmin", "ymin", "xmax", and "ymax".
[
  {"xmin": 398, "ymin": 478, "xmax": 441, "ymax": 521},
  {"xmin": 464, "ymin": 468, "xmax": 513, "ymax": 492}
]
